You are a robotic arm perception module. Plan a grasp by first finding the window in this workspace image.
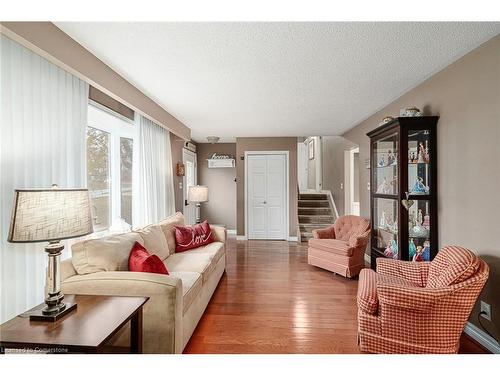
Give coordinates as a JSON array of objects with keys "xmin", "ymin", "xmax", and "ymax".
[
  {"xmin": 120, "ymin": 137, "xmax": 134, "ymax": 225},
  {"xmin": 86, "ymin": 103, "xmax": 138, "ymax": 232},
  {"xmin": 86, "ymin": 127, "xmax": 111, "ymax": 232}
]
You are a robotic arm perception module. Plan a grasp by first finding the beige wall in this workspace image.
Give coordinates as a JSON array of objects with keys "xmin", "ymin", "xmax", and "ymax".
[
  {"xmin": 236, "ymin": 137, "xmax": 298, "ymax": 237},
  {"xmin": 342, "ymin": 35, "xmax": 500, "ymax": 338},
  {"xmin": 170, "ymin": 133, "xmax": 187, "ymax": 213},
  {"xmin": 0, "ymin": 22, "xmax": 190, "ymax": 140},
  {"xmin": 321, "ymin": 136, "xmax": 357, "ymax": 216},
  {"xmin": 197, "ymin": 143, "xmax": 237, "ymax": 230}
]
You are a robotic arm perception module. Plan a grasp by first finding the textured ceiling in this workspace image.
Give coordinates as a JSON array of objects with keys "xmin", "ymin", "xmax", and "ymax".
[{"xmin": 56, "ymin": 22, "xmax": 499, "ymax": 142}]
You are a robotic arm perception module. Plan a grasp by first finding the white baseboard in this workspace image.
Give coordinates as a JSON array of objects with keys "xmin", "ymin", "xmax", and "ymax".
[
  {"xmin": 463, "ymin": 322, "xmax": 500, "ymax": 353},
  {"xmin": 364, "ymin": 253, "xmax": 371, "ymax": 264},
  {"xmin": 288, "ymin": 236, "xmax": 298, "ymax": 242},
  {"xmin": 236, "ymin": 235, "xmax": 247, "ymax": 241}
]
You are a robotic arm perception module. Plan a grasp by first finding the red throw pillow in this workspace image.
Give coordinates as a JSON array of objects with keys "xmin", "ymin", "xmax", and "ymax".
[
  {"xmin": 128, "ymin": 241, "xmax": 169, "ymax": 275},
  {"xmin": 174, "ymin": 220, "xmax": 214, "ymax": 253}
]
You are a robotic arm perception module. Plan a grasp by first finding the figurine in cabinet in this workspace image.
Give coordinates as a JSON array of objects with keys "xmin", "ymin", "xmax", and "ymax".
[
  {"xmin": 410, "ymin": 210, "xmax": 428, "ymax": 238},
  {"xmin": 409, "ymin": 238, "xmax": 417, "ymax": 259},
  {"xmin": 387, "ymin": 150, "xmax": 396, "ymax": 166},
  {"xmin": 379, "ymin": 211, "xmax": 387, "ymax": 229},
  {"xmin": 417, "ymin": 142, "xmax": 429, "ymax": 163},
  {"xmin": 376, "ymin": 177, "xmax": 391, "ymax": 194},
  {"xmin": 384, "ymin": 239, "xmax": 398, "ymax": 259},
  {"xmin": 422, "ymin": 240, "xmax": 431, "ymax": 261},
  {"xmin": 391, "ymin": 219, "xmax": 398, "ymax": 233},
  {"xmin": 377, "ymin": 154, "xmax": 386, "ymax": 167},
  {"xmin": 413, "ymin": 246, "xmax": 424, "ymax": 262},
  {"xmin": 423, "ymin": 214, "xmax": 430, "ymax": 230},
  {"xmin": 411, "ymin": 176, "xmax": 429, "ymax": 195}
]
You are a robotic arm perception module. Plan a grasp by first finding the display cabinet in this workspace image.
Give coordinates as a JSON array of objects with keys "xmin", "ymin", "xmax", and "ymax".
[{"xmin": 367, "ymin": 116, "xmax": 438, "ymax": 269}]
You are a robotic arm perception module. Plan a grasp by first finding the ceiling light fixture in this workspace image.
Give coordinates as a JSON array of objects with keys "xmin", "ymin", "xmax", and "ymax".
[{"xmin": 207, "ymin": 136, "xmax": 220, "ymax": 144}]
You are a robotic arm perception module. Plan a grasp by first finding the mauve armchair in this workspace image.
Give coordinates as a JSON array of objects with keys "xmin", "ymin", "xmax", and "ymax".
[
  {"xmin": 308, "ymin": 215, "xmax": 370, "ymax": 278},
  {"xmin": 357, "ymin": 246, "xmax": 489, "ymax": 354}
]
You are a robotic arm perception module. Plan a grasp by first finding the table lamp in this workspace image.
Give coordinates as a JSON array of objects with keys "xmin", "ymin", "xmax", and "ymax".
[
  {"xmin": 7, "ymin": 185, "xmax": 93, "ymax": 321},
  {"xmin": 188, "ymin": 185, "xmax": 209, "ymax": 224}
]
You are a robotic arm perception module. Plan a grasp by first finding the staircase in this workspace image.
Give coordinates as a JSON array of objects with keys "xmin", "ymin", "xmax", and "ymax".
[{"xmin": 298, "ymin": 192, "xmax": 337, "ymax": 242}]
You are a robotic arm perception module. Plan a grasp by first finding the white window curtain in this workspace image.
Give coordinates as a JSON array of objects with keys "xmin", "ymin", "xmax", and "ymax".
[
  {"xmin": 0, "ymin": 36, "xmax": 89, "ymax": 323},
  {"xmin": 136, "ymin": 115, "xmax": 176, "ymax": 226}
]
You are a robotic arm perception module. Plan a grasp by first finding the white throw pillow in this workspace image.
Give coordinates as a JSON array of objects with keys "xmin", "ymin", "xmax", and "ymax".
[
  {"xmin": 159, "ymin": 212, "xmax": 185, "ymax": 255},
  {"xmin": 134, "ymin": 224, "xmax": 170, "ymax": 261},
  {"xmin": 71, "ymin": 232, "xmax": 143, "ymax": 275}
]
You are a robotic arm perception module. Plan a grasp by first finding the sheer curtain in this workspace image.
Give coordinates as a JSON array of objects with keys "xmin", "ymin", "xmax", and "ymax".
[
  {"xmin": 136, "ymin": 115, "xmax": 176, "ymax": 226},
  {"xmin": 0, "ymin": 36, "xmax": 89, "ymax": 323}
]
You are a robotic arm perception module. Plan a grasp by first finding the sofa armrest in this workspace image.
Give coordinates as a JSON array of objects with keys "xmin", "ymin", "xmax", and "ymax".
[
  {"xmin": 376, "ymin": 258, "xmax": 430, "ymax": 287},
  {"xmin": 61, "ymin": 271, "xmax": 183, "ymax": 353},
  {"xmin": 312, "ymin": 225, "xmax": 336, "ymax": 239},
  {"xmin": 211, "ymin": 225, "xmax": 227, "ymax": 243}
]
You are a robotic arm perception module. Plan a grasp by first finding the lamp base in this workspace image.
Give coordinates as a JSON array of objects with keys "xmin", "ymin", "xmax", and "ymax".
[{"xmin": 29, "ymin": 301, "xmax": 77, "ymax": 322}]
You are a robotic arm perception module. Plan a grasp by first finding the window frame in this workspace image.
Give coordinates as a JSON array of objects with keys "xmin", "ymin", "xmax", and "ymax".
[{"xmin": 87, "ymin": 101, "xmax": 139, "ymax": 232}]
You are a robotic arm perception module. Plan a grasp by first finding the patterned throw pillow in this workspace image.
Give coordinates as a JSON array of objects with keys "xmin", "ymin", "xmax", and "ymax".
[{"xmin": 174, "ymin": 220, "xmax": 214, "ymax": 252}]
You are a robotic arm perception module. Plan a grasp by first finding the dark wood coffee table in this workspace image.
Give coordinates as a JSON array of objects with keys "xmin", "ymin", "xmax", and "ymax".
[{"xmin": 0, "ymin": 294, "xmax": 149, "ymax": 354}]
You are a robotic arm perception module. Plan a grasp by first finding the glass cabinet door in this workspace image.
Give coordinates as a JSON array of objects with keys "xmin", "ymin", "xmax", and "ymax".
[
  {"xmin": 373, "ymin": 197, "xmax": 399, "ymax": 259},
  {"xmin": 408, "ymin": 130, "xmax": 431, "ymax": 195},
  {"xmin": 408, "ymin": 199, "xmax": 431, "ymax": 261},
  {"xmin": 373, "ymin": 132, "xmax": 398, "ymax": 196}
]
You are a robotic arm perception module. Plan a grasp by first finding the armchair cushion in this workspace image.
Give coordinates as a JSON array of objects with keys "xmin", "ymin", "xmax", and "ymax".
[
  {"xmin": 308, "ymin": 238, "xmax": 352, "ymax": 256},
  {"xmin": 427, "ymin": 246, "xmax": 480, "ymax": 288}
]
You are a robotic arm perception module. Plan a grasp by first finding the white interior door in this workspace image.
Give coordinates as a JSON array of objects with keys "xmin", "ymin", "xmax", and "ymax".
[
  {"xmin": 247, "ymin": 153, "xmax": 287, "ymax": 240},
  {"xmin": 182, "ymin": 148, "xmax": 197, "ymax": 224}
]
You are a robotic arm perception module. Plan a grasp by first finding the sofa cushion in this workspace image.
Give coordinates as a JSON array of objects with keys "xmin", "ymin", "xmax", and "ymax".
[
  {"xmin": 159, "ymin": 212, "xmax": 185, "ymax": 255},
  {"xmin": 308, "ymin": 238, "xmax": 353, "ymax": 256},
  {"xmin": 129, "ymin": 241, "xmax": 169, "ymax": 275},
  {"xmin": 427, "ymin": 246, "xmax": 480, "ymax": 288},
  {"xmin": 169, "ymin": 271, "xmax": 202, "ymax": 314},
  {"xmin": 71, "ymin": 232, "xmax": 143, "ymax": 275},
  {"xmin": 358, "ymin": 268, "xmax": 421, "ymax": 315},
  {"xmin": 164, "ymin": 242, "xmax": 224, "ymax": 283},
  {"xmin": 181, "ymin": 242, "xmax": 225, "ymax": 264},
  {"xmin": 174, "ymin": 220, "xmax": 214, "ymax": 253},
  {"xmin": 134, "ymin": 224, "xmax": 170, "ymax": 261}
]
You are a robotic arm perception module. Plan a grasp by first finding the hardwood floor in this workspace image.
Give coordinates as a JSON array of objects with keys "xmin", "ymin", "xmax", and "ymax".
[{"xmin": 183, "ymin": 238, "xmax": 488, "ymax": 354}]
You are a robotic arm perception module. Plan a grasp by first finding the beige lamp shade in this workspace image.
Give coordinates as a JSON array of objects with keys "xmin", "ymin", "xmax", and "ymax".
[
  {"xmin": 188, "ymin": 185, "xmax": 209, "ymax": 203},
  {"xmin": 8, "ymin": 188, "xmax": 94, "ymax": 243}
]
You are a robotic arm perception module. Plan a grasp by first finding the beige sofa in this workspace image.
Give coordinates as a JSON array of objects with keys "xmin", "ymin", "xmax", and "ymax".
[{"xmin": 60, "ymin": 212, "xmax": 226, "ymax": 353}]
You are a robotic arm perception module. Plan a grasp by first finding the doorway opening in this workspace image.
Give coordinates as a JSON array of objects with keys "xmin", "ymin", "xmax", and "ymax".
[
  {"xmin": 182, "ymin": 148, "xmax": 197, "ymax": 224},
  {"xmin": 344, "ymin": 147, "xmax": 360, "ymax": 216}
]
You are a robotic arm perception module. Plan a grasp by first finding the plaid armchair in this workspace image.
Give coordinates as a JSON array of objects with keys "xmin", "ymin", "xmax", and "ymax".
[
  {"xmin": 357, "ymin": 246, "xmax": 489, "ymax": 354},
  {"xmin": 308, "ymin": 215, "xmax": 370, "ymax": 278}
]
